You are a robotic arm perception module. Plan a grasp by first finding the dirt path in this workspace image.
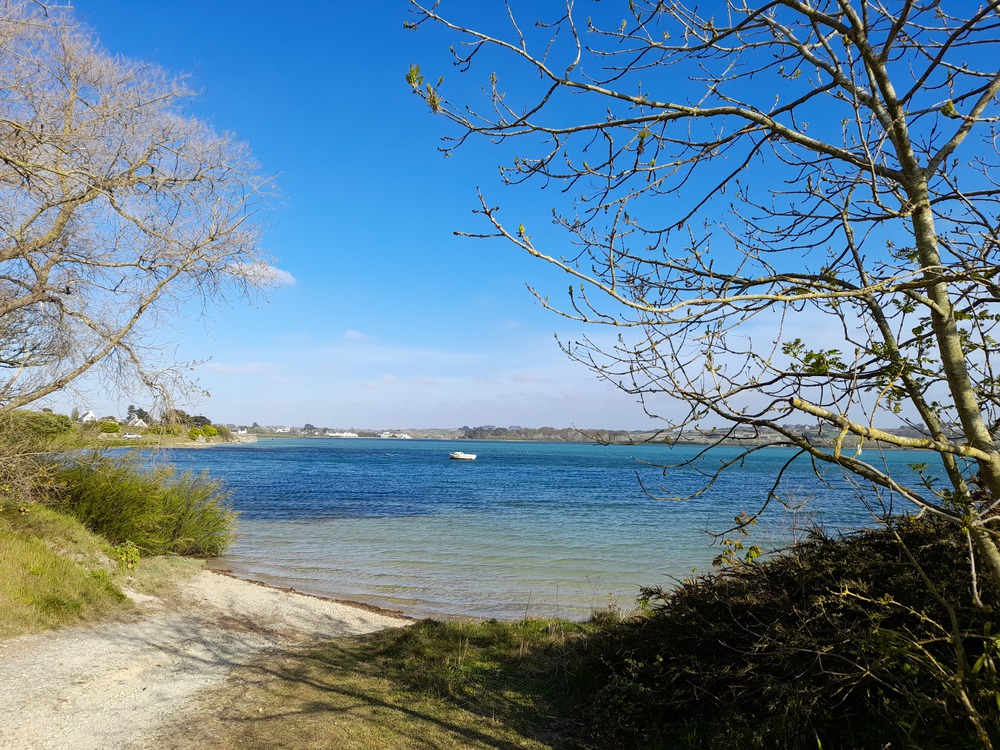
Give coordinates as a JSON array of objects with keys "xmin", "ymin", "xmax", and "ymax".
[{"xmin": 0, "ymin": 571, "xmax": 408, "ymax": 750}]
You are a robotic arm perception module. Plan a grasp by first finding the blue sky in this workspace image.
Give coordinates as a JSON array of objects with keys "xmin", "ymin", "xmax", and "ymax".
[{"xmin": 60, "ymin": 1, "xmax": 660, "ymax": 430}]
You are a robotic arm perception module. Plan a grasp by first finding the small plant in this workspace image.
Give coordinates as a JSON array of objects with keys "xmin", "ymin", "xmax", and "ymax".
[
  {"xmin": 713, "ymin": 511, "xmax": 765, "ymax": 568},
  {"xmin": 112, "ymin": 540, "xmax": 140, "ymax": 570},
  {"xmin": 451, "ymin": 636, "xmax": 469, "ymax": 672}
]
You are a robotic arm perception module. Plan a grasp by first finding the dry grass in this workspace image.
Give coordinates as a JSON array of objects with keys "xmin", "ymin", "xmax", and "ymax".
[{"xmin": 166, "ymin": 619, "xmax": 594, "ymax": 750}]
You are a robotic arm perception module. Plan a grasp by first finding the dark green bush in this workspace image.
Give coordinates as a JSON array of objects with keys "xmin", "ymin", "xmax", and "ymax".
[
  {"xmin": 97, "ymin": 421, "xmax": 120, "ymax": 433},
  {"xmin": 147, "ymin": 425, "xmax": 184, "ymax": 436},
  {"xmin": 574, "ymin": 517, "xmax": 999, "ymax": 749},
  {"xmin": 51, "ymin": 453, "xmax": 235, "ymax": 556}
]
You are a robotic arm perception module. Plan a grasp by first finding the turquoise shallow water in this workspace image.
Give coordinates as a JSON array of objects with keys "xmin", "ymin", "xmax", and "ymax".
[{"xmin": 162, "ymin": 438, "xmax": 930, "ymax": 620}]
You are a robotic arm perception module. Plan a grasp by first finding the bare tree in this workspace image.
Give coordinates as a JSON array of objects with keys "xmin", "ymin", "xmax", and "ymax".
[
  {"xmin": 0, "ymin": 2, "xmax": 273, "ymax": 413},
  {"xmin": 407, "ymin": 1, "xmax": 1000, "ymax": 594}
]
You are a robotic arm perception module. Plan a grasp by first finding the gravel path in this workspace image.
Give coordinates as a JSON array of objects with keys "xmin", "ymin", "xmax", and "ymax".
[{"xmin": 0, "ymin": 571, "xmax": 408, "ymax": 750}]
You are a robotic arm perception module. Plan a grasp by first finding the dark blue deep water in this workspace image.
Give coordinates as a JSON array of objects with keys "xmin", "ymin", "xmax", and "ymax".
[{"xmin": 160, "ymin": 438, "xmax": 931, "ymax": 620}]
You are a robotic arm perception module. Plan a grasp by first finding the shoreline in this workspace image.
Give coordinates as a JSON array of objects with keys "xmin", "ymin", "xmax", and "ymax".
[
  {"xmin": 203, "ymin": 555, "xmax": 625, "ymax": 623},
  {"xmin": 203, "ymin": 560, "xmax": 475, "ymax": 622},
  {"xmin": 205, "ymin": 563, "xmax": 417, "ymax": 621},
  {"xmin": 0, "ymin": 565, "xmax": 410, "ymax": 750}
]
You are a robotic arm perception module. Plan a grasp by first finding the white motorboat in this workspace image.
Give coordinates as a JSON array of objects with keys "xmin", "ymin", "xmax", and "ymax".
[{"xmin": 449, "ymin": 451, "xmax": 477, "ymax": 460}]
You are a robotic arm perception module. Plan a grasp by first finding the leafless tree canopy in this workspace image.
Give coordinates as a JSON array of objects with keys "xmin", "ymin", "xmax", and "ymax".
[
  {"xmin": 0, "ymin": 2, "xmax": 271, "ymax": 412},
  {"xmin": 407, "ymin": 1, "xmax": 1000, "ymax": 594}
]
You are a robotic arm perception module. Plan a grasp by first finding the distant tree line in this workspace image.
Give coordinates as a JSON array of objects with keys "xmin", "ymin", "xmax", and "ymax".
[{"xmin": 460, "ymin": 425, "xmax": 631, "ymax": 443}]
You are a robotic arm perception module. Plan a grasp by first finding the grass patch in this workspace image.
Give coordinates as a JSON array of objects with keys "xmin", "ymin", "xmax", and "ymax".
[
  {"xmin": 0, "ymin": 502, "xmax": 132, "ymax": 639},
  {"xmin": 123, "ymin": 552, "xmax": 205, "ymax": 596},
  {"xmin": 166, "ymin": 618, "xmax": 596, "ymax": 750},
  {"xmin": 51, "ymin": 452, "xmax": 236, "ymax": 557}
]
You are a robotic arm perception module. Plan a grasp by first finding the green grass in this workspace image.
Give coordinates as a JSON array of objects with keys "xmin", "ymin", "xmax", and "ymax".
[
  {"xmin": 0, "ymin": 502, "xmax": 132, "ymax": 638},
  {"xmin": 164, "ymin": 618, "xmax": 597, "ymax": 750}
]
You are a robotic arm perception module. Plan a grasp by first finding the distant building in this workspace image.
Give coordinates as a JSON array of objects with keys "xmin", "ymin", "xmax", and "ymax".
[{"xmin": 78, "ymin": 411, "xmax": 97, "ymax": 423}]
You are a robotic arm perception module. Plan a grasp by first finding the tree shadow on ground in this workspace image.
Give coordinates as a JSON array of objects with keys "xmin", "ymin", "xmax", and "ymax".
[{"xmin": 161, "ymin": 619, "xmax": 593, "ymax": 750}]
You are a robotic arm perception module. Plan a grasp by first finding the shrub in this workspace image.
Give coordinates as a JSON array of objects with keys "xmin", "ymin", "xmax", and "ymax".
[
  {"xmin": 51, "ymin": 453, "xmax": 235, "ymax": 556},
  {"xmin": 573, "ymin": 517, "xmax": 999, "ymax": 749},
  {"xmin": 0, "ymin": 410, "xmax": 73, "ymax": 504},
  {"xmin": 147, "ymin": 425, "xmax": 183, "ymax": 436},
  {"xmin": 112, "ymin": 540, "xmax": 141, "ymax": 570},
  {"xmin": 1, "ymin": 410, "xmax": 73, "ymax": 438},
  {"xmin": 97, "ymin": 421, "xmax": 120, "ymax": 433}
]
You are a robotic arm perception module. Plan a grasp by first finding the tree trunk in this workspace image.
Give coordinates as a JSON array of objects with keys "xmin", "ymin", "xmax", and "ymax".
[{"xmin": 910, "ymin": 190, "xmax": 1000, "ymax": 597}]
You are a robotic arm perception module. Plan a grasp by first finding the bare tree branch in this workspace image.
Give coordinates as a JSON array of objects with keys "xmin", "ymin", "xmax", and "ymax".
[
  {"xmin": 408, "ymin": 0, "xmax": 1000, "ymax": 597},
  {"xmin": 0, "ymin": 3, "xmax": 273, "ymax": 412}
]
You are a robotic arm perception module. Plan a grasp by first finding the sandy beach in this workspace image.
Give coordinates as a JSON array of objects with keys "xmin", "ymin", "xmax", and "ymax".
[{"xmin": 0, "ymin": 570, "xmax": 410, "ymax": 750}]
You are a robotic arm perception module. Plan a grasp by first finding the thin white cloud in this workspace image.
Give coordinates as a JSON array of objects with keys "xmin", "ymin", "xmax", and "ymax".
[
  {"xmin": 511, "ymin": 371, "xmax": 552, "ymax": 384},
  {"xmin": 229, "ymin": 262, "xmax": 296, "ymax": 287},
  {"xmin": 207, "ymin": 361, "xmax": 281, "ymax": 374},
  {"xmin": 187, "ymin": 328, "xmax": 665, "ymax": 429}
]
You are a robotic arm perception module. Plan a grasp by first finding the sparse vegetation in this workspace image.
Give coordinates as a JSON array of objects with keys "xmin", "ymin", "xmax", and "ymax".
[{"xmin": 165, "ymin": 617, "xmax": 595, "ymax": 750}]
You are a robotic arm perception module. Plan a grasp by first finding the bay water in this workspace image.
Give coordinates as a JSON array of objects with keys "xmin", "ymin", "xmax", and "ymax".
[{"xmin": 161, "ymin": 438, "xmax": 928, "ymax": 620}]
